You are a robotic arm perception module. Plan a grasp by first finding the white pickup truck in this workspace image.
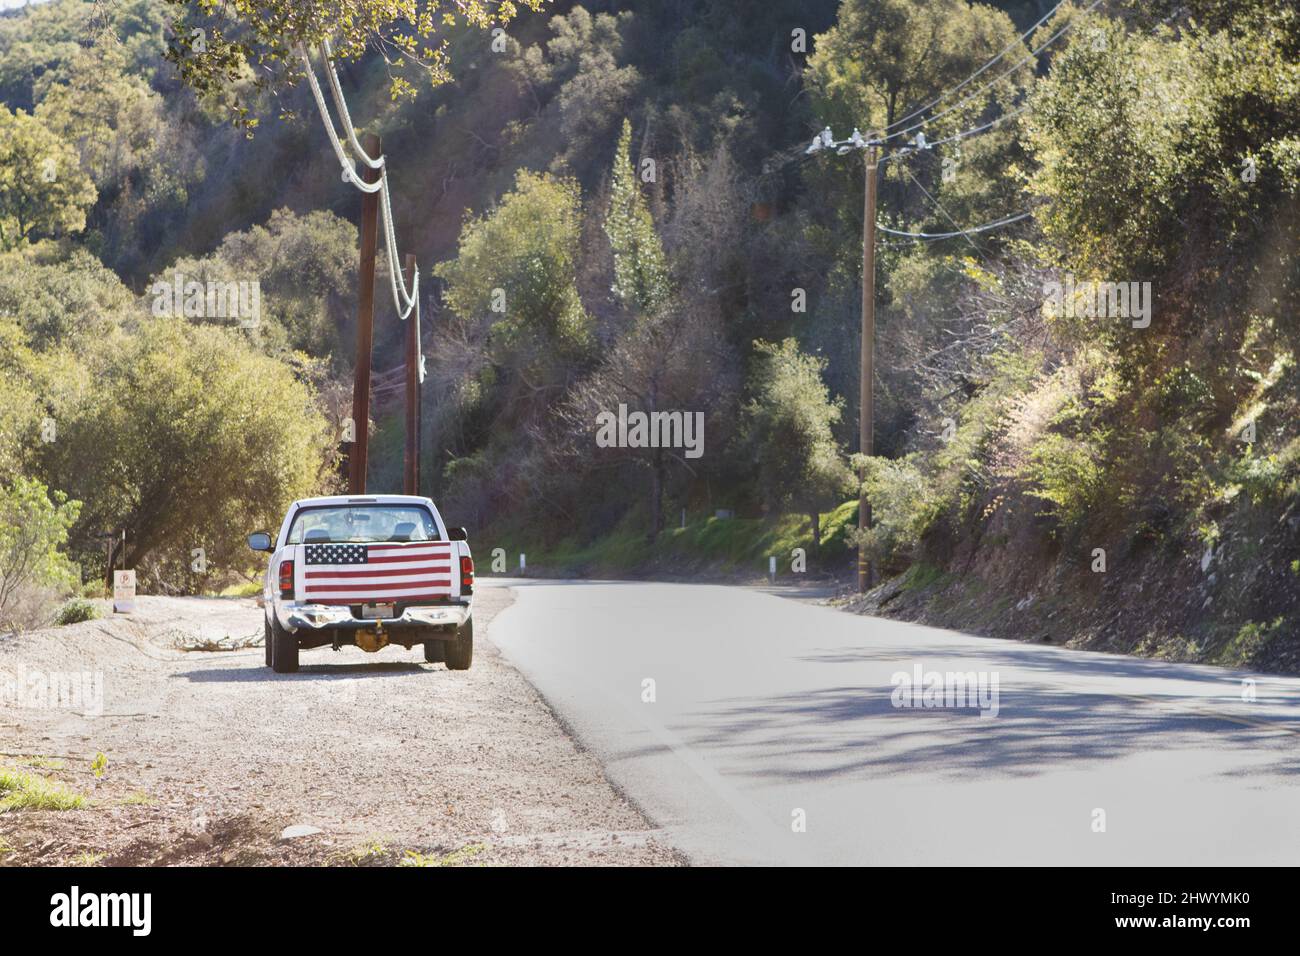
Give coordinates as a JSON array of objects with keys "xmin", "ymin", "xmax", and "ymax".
[{"xmin": 247, "ymin": 494, "xmax": 474, "ymax": 673}]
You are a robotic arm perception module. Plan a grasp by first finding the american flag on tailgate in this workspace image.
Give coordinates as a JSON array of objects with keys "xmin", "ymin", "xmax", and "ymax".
[{"xmin": 302, "ymin": 541, "xmax": 453, "ymax": 604}]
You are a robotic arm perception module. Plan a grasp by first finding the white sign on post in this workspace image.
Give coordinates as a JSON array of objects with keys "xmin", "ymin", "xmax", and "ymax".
[{"xmin": 113, "ymin": 569, "xmax": 136, "ymax": 613}]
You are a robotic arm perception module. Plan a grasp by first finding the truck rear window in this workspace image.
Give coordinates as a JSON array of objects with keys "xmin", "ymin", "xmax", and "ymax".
[{"xmin": 286, "ymin": 505, "xmax": 439, "ymax": 544}]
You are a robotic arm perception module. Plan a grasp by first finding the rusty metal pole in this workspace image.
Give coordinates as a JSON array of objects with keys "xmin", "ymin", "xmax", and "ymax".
[
  {"xmin": 403, "ymin": 253, "xmax": 420, "ymax": 496},
  {"xmin": 349, "ymin": 132, "xmax": 382, "ymax": 495},
  {"xmin": 858, "ymin": 144, "xmax": 878, "ymax": 594}
]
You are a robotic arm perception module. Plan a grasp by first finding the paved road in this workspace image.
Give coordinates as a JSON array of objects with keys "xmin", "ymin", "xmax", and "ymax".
[{"xmin": 485, "ymin": 579, "xmax": 1300, "ymax": 865}]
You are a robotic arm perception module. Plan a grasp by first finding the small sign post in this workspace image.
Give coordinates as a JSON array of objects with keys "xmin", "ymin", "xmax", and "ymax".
[{"xmin": 113, "ymin": 569, "xmax": 136, "ymax": 613}]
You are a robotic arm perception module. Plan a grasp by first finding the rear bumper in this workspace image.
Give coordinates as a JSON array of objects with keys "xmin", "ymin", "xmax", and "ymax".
[{"xmin": 284, "ymin": 601, "xmax": 470, "ymax": 631}]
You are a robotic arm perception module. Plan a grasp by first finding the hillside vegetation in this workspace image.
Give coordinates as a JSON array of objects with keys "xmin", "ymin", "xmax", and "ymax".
[{"xmin": 0, "ymin": 0, "xmax": 1296, "ymax": 672}]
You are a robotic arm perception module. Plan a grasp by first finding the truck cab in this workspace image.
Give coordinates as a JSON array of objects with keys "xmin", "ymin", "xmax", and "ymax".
[{"xmin": 247, "ymin": 494, "xmax": 474, "ymax": 673}]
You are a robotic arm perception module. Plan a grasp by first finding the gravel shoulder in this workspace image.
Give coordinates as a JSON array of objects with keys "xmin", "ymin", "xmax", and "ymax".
[{"xmin": 0, "ymin": 586, "xmax": 680, "ymax": 866}]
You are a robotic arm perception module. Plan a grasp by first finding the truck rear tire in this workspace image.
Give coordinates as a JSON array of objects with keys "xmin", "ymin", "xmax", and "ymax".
[
  {"xmin": 444, "ymin": 618, "xmax": 473, "ymax": 671},
  {"xmin": 423, "ymin": 638, "xmax": 445, "ymax": 663},
  {"xmin": 271, "ymin": 617, "xmax": 299, "ymax": 673},
  {"xmin": 264, "ymin": 616, "xmax": 273, "ymax": 668}
]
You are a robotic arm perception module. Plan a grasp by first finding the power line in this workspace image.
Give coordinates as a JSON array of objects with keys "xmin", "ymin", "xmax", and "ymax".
[
  {"xmin": 803, "ymin": 4, "xmax": 1185, "ymax": 253},
  {"xmin": 320, "ymin": 40, "xmax": 419, "ymax": 324},
  {"xmin": 868, "ymin": 4, "xmax": 1183, "ymax": 169},
  {"xmin": 299, "ymin": 42, "xmax": 422, "ymax": 330},
  {"xmin": 879, "ymin": 8, "xmax": 1183, "ymax": 170},
  {"xmin": 898, "ymin": 162, "xmax": 987, "ymax": 260},
  {"xmin": 880, "ymin": 0, "xmax": 1103, "ymax": 146},
  {"xmin": 879, "ymin": 101, "xmax": 1032, "ymax": 166},
  {"xmin": 787, "ymin": 15, "xmax": 1051, "ymax": 176},
  {"xmin": 877, "ymin": 210, "xmax": 1033, "ymax": 240},
  {"xmin": 299, "ymin": 44, "xmax": 383, "ymax": 193},
  {"xmin": 320, "ymin": 41, "xmax": 384, "ymax": 173},
  {"xmin": 882, "ymin": 0, "xmax": 1071, "ymax": 134},
  {"xmin": 801, "ymin": 4, "xmax": 1094, "ymax": 166}
]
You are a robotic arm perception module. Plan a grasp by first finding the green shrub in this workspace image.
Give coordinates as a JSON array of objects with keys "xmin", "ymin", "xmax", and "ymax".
[
  {"xmin": 1024, "ymin": 432, "xmax": 1106, "ymax": 531},
  {"xmin": 854, "ymin": 455, "xmax": 938, "ymax": 565},
  {"xmin": 1217, "ymin": 617, "xmax": 1285, "ymax": 668},
  {"xmin": 1227, "ymin": 451, "xmax": 1295, "ymax": 503},
  {"xmin": 0, "ymin": 476, "xmax": 81, "ymax": 629},
  {"xmin": 54, "ymin": 597, "xmax": 98, "ymax": 625}
]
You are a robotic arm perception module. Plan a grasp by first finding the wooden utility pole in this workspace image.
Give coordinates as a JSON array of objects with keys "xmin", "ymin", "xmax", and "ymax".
[
  {"xmin": 402, "ymin": 253, "xmax": 421, "ymax": 496},
  {"xmin": 99, "ymin": 532, "xmax": 115, "ymax": 591},
  {"xmin": 348, "ymin": 132, "xmax": 382, "ymax": 495},
  {"xmin": 858, "ymin": 144, "xmax": 878, "ymax": 593},
  {"xmin": 102, "ymin": 529, "xmax": 126, "ymax": 591}
]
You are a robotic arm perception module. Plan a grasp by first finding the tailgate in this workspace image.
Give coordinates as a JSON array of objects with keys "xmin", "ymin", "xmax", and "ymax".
[{"xmin": 296, "ymin": 540, "xmax": 458, "ymax": 606}]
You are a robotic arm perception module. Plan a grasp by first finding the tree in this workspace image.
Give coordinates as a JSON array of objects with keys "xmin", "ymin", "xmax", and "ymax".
[
  {"xmin": 558, "ymin": 125, "xmax": 734, "ymax": 540},
  {"xmin": 437, "ymin": 169, "xmax": 592, "ymax": 394},
  {"xmin": 0, "ymin": 246, "xmax": 135, "ymax": 351},
  {"xmin": 802, "ymin": 0, "xmax": 1035, "ymax": 467},
  {"xmin": 0, "ymin": 475, "xmax": 81, "ymax": 630},
  {"xmin": 1025, "ymin": 8, "xmax": 1299, "ymax": 302},
  {"xmin": 33, "ymin": 42, "xmax": 206, "ymax": 275},
  {"xmin": 0, "ymin": 105, "xmax": 96, "ymax": 249},
  {"xmin": 0, "ymin": 312, "xmax": 42, "ymax": 486},
  {"xmin": 35, "ymin": 319, "xmax": 335, "ymax": 589},
  {"xmin": 510, "ymin": 8, "xmax": 641, "ymax": 167},
  {"xmin": 807, "ymin": 0, "xmax": 1026, "ymax": 139},
  {"xmin": 433, "ymin": 170, "xmax": 592, "ymax": 526},
  {"xmin": 562, "ymin": 300, "xmax": 733, "ymax": 540},
  {"xmin": 161, "ymin": 0, "xmax": 546, "ymax": 129},
  {"xmin": 0, "ymin": 0, "xmax": 98, "ymax": 110},
  {"xmin": 741, "ymin": 339, "xmax": 855, "ymax": 550},
  {"xmin": 164, "ymin": 208, "xmax": 358, "ymax": 360},
  {"xmin": 605, "ymin": 118, "xmax": 670, "ymax": 314}
]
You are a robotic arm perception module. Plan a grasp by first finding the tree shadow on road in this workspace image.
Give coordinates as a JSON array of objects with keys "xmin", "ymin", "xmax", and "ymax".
[
  {"xmin": 795, "ymin": 636, "xmax": 1299, "ymax": 687},
  {"xmin": 677, "ymin": 676, "xmax": 1300, "ymax": 784}
]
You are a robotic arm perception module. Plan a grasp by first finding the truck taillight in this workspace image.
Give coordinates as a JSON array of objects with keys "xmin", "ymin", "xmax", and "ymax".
[
  {"xmin": 278, "ymin": 560, "xmax": 294, "ymax": 599},
  {"xmin": 460, "ymin": 555, "xmax": 474, "ymax": 594}
]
